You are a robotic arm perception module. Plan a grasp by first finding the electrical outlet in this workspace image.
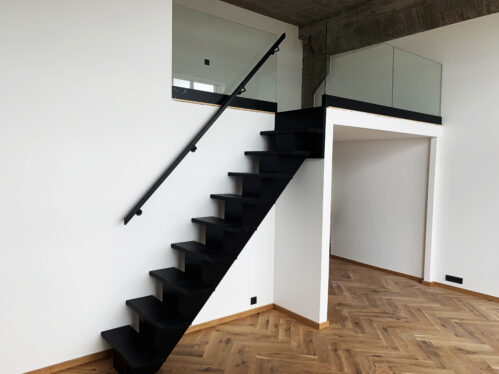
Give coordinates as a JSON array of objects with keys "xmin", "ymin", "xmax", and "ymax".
[
  {"xmin": 204, "ymin": 59, "xmax": 210, "ymax": 66},
  {"xmin": 445, "ymin": 274, "xmax": 463, "ymax": 284},
  {"xmin": 250, "ymin": 296, "xmax": 257, "ymax": 305}
]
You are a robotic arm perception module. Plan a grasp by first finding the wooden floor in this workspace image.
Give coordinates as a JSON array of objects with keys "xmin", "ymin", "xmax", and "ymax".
[{"xmin": 62, "ymin": 258, "xmax": 499, "ymax": 373}]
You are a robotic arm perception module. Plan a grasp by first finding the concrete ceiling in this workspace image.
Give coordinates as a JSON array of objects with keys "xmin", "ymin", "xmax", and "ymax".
[
  {"xmin": 222, "ymin": 0, "xmax": 499, "ymax": 107},
  {"xmin": 220, "ymin": 0, "xmax": 403, "ymax": 27}
]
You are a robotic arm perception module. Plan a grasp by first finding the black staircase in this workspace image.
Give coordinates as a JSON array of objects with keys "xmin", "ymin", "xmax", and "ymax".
[
  {"xmin": 101, "ymin": 32, "xmax": 326, "ymax": 374},
  {"xmin": 123, "ymin": 33, "xmax": 287, "ymax": 225}
]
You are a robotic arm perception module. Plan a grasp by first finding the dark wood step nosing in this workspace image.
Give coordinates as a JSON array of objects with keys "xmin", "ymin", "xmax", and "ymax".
[
  {"xmin": 244, "ymin": 150, "xmax": 310, "ymax": 157},
  {"xmin": 228, "ymin": 172, "xmax": 293, "ymax": 179},
  {"xmin": 125, "ymin": 296, "xmax": 190, "ymax": 330},
  {"xmin": 210, "ymin": 194, "xmax": 273, "ymax": 205},
  {"xmin": 191, "ymin": 217, "xmax": 256, "ymax": 232},
  {"xmin": 100, "ymin": 326, "xmax": 164, "ymax": 368},
  {"xmin": 171, "ymin": 242, "xmax": 236, "ymax": 263},
  {"xmin": 149, "ymin": 269, "xmax": 214, "ymax": 295},
  {"xmin": 260, "ymin": 129, "xmax": 323, "ymax": 136}
]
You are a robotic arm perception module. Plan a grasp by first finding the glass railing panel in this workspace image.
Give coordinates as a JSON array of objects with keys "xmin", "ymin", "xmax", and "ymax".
[
  {"xmin": 325, "ymin": 44, "xmax": 394, "ymax": 107},
  {"xmin": 172, "ymin": 4, "xmax": 277, "ymax": 103},
  {"xmin": 393, "ymin": 48, "xmax": 442, "ymax": 116}
]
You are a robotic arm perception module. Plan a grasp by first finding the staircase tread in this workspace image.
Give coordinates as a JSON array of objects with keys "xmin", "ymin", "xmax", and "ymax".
[
  {"xmin": 101, "ymin": 326, "xmax": 164, "ymax": 369},
  {"xmin": 103, "ymin": 108, "xmax": 325, "ymax": 373},
  {"xmin": 260, "ymin": 128, "xmax": 323, "ymax": 135},
  {"xmin": 210, "ymin": 193, "xmax": 273, "ymax": 204},
  {"xmin": 228, "ymin": 172, "xmax": 292, "ymax": 179},
  {"xmin": 172, "ymin": 241, "xmax": 236, "ymax": 263},
  {"xmin": 191, "ymin": 216, "xmax": 256, "ymax": 232},
  {"xmin": 244, "ymin": 150, "xmax": 310, "ymax": 157},
  {"xmin": 126, "ymin": 296, "xmax": 190, "ymax": 329},
  {"xmin": 149, "ymin": 268, "xmax": 214, "ymax": 295}
]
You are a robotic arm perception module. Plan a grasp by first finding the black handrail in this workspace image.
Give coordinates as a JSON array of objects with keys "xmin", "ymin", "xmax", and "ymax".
[{"xmin": 124, "ymin": 33, "xmax": 286, "ymax": 225}]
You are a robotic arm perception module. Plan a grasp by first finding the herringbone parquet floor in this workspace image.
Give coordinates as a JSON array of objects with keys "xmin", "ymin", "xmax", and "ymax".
[{"xmin": 63, "ymin": 258, "xmax": 499, "ymax": 373}]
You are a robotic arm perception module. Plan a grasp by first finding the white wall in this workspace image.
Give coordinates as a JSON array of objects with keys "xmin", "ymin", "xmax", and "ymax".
[
  {"xmin": 332, "ymin": 138, "xmax": 430, "ymax": 278},
  {"xmin": 0, "ymin": 1, "xmax": 301, "ymax": 372},
  {"xmin": 391, "ymin": 13, "xmax": 499, "ymax": 297},
  {"xmin": 274, "ymin": 124, "xmax": 333, "ymax": 324},
  {"xmin": 276, "ymin": 107, "xmax": 441, "ymax": 325}
]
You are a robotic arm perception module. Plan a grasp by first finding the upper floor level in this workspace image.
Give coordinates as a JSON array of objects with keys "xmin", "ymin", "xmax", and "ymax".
[{"xmin": 171, "ymin": 2, "xmax": 442, "ymax": 125}]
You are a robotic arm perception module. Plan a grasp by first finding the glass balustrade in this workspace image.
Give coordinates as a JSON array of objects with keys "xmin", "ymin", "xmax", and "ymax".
[
  {"xmin": 393, "ymin": 48, "xmax": 442, "ymax": 116},
  {"xmin": 172, "ymin": 4, "xmax": 277, "ymax": 103},
  {"xmin": 316, "ymin": 43, "xmax": 442, "ymax": 116}
]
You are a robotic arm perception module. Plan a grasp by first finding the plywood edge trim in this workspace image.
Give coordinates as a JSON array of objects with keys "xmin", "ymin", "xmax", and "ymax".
[
  {"xmin": 273, "ymin": 304, "xmax": 329, "ymax": 330},
  {"xmin": 421, "ymin": 281, "xmax": 498, "ymax": 302},
  {"xmin": 172, "ymin": 98, "xmax": 276, "ymax": 115},
  {"xmin": 331, "ymin": 254, "xmax": 423, "ymax": 282},
  {"xmin": 327, "ymin": 106, "xmax": 442, "ymax": 127},
  {"xmin": 323, "ymin": 93, "xmax": 442, "ymax": 125},
  {"xmin": 25, "ymin": 350, "xmax": 112, "ymax": 374},
  {"xmin": 185, "ymin": 304, "xmax": 274, "ymax": 334}
]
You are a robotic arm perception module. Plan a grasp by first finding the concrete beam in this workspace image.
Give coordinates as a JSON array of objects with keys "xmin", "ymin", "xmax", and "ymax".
[{"xmin": 301, "ymin": 21, "xmax": 328, "ymax": 109}]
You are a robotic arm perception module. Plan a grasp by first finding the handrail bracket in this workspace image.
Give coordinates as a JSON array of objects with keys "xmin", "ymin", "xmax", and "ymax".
[{"xmin": 123, "ymin": 33, "xmax": 286, "ymax": 225}]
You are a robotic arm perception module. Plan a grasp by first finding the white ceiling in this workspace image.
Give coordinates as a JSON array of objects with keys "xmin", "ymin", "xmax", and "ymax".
[{"xmin": 333, "ymin": 125, "xmax": 429, "ymax": 142}]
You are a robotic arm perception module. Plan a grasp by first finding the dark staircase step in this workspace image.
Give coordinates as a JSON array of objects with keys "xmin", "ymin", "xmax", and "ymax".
[
  {"xmin": 244, "ymin": 150, "xmax": 309, "ymax": 157},
  {"xmin": 210, "ymin": 193, "xmax": 272, "ymax": 204},
  {"xmin": 260, "ymin": 129, "xmax": 323, "ymax": 135},
  {"xmin": 191, "ymin": 216, "xmax": 256, "ymax": 232},
  {"xmin": 228, "ymin": 172, "xmax": 292, "ymax": 179},
  {"xmin": 102, "ymin": 93, "xmax": 325, "ymax": 374},
  {"xmin": 171, "ymin": 241, "xmax": 236, "ymax": 263},
  {"xmin": 101, "ymin": 326, "xmax": 164, "ymax": 374},
  {"xmin": 149, "ymin": 268, "xmax": 213, "ymax": 296},
  {"xmin": 126, "ymin": 296, "xmax": 189, "ymax": 330}
]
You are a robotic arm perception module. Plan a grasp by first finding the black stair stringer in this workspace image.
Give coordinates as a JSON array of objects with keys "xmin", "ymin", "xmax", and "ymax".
[{"xmin": 101, "ymin": 107, "xmax": 326, "ymax": 374}]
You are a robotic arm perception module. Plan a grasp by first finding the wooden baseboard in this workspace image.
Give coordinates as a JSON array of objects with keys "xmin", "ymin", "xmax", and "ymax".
[
  {"xmin": 331, "ymin": 254, "xmax": 423, "ymax": 282},
  {"xmin": 25, "ymin": 350, "xmax": 111, "ymax": 374},
  {"xmin": 187, "ymin": 303, "xmax": 329, "ymax": 333},
  {"xmin": 27, "ymin": 304, "xmax": 330, "ymax": 372},
  {"xmin": 273, "ymin": 304, "xmax": 329, "ymax": 330},
  {"xmin": 421, "ymin": 281, "xmax": 498, "ymax": 302},
  {"xmin": 331, "ymin": 255, "xmax": 498, "ymax": 302},
  {"xmin": 185, "ymin": 304, "xmax": 274, "ymax": 334}
]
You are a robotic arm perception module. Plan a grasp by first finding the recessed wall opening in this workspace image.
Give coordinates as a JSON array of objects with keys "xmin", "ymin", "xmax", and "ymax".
[{"xmin": 330, "ymin": 125, "xmax": 432, "ymax": 280}]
